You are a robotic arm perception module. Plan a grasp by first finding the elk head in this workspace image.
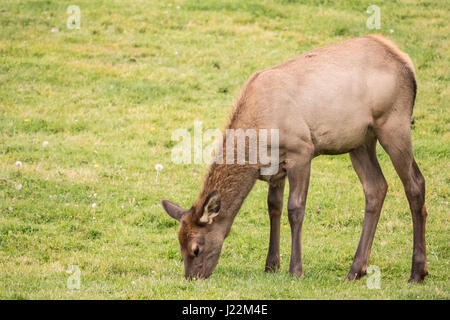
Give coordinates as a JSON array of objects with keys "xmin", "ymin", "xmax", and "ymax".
[{"xmin": 162, "ymin": 190, "xmax": 224, "ymax": 279}]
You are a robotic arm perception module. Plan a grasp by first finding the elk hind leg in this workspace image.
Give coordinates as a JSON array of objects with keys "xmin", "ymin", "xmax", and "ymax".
[
  {"xmin": 347, "ymin": 139, "xmax": 388, "ymax": 280},
  {"xmin": 376, "ymin": 117, "xmax": 428, "ymax": 283}
]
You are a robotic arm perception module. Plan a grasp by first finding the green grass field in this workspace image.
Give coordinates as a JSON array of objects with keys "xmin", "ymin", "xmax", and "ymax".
[{"xmin": 0, "ymin": 0, "xmax": 448, "ymax": 299}]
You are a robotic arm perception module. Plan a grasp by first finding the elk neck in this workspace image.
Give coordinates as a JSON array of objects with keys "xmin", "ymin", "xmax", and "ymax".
[{"xmin": 195, "ymin": 162, "xmax": 259, "ymax": 234}]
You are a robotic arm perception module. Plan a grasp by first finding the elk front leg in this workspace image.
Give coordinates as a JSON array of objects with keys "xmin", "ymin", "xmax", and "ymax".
[
  {"xmin": 287, "ymin": 158, "xmax": 311, "ymax": 277},
  {"xmin": 265, "ymin": 179, "xmax": 286, "ymax": 272}
]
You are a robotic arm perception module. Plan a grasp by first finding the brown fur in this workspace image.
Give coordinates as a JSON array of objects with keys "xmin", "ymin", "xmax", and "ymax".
[
  {"xmin": 162, "ymin": 35, "xmax": 428, "ymax": 282},
  {"xmin": 365, "ymin": 34, "xmax": 417, "ymax": 106}
]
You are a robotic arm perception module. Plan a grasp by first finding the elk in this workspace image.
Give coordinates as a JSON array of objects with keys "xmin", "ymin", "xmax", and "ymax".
[{"xmin": 162, "ymin": 35, "xmax": 428, "ymax": 283}]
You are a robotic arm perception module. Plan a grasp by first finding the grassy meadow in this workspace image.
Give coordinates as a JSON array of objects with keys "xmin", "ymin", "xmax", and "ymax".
[{"xmin": 0, "ymin": 0, "xmax": 448, "ymax": 299}]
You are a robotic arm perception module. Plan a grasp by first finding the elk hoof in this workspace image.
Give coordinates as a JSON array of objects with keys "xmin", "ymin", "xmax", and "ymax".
[
  {"xmin": 264, "ymin": 261, "xmax": 280, "ymax": 273},
  {"xmin": 408, "ymin": 270, "xmax": 428, "ymax": 283},
  {"xmin": 409, "ymin": 260, "xmax": 428, "ymax": 283},
  {"xmin": 347, "ymin": 270, "xmax": 367, "ymax": 281},
  {"xmin": 289, "ymin": 268, "xmax": 304, "ymax": 278}
]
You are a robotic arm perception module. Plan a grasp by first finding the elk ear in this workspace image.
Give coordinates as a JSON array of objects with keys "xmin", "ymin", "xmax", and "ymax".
[
  {"xmin": 161, "ymin": 200, "xmax": 187, "ymax": 222},
  {"xmin": 199, "ymin": 191, "xmax": 221, "ymax": 225}
]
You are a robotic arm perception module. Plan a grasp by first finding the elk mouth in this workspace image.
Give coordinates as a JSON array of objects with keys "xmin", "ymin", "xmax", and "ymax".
[
  {"xmin": 184, "ymin": 251, "xmax": 220, "ymax": 280},
  {"xmin": 184, "ymin": 262, "xmax": 214, "ymax": 280}
]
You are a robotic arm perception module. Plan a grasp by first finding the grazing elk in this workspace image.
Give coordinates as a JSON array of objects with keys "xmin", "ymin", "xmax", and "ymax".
[{"xmin": 162, "ymin": 35, "xmax": 428, "ymax": 283}]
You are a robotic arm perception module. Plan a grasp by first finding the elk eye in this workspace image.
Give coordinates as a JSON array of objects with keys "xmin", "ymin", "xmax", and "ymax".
[{"xmin": 193, "ymin": 246, "xmax": 200, "ymax": 257}]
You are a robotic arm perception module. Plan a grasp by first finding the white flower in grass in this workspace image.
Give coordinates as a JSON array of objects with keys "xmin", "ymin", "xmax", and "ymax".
[
  {"xmin": 155, "ymin": 164, "xmax": 163, "ymax": 182},
  {"xmin": 42, "ymin": 141, "xmax": 49, "ymax": 148},
  {"xmin": 389, "ymin": 29, "xmax": 394, "ymax": 33},
  {"xmin": 15, "ymin": 184, "xmax": 22, "ymax": 191},
  {"xmin": 15, "ymin": 161, "xmax": 23, "ymax": 168},
  {"xmin": 92, "ymin": 203, "xmax": 97, "ymax": 209}
]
